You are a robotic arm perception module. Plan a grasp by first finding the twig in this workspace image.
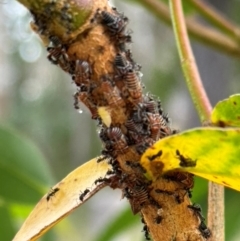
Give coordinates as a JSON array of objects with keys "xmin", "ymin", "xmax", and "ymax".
[
  {"xmin": 169, "ymin": 1, "xmax": 224, "ymax": 241},
  {"xmin": 188, "ymin": 0, "xmax": 240, "ymax": 41},
  {"xmin": 133, "ymin": 0, "xmax": 240, "ymax": 58},
  {"xmin": 169, "ymin": 0, "xmax": 211, "ymax": 122}
]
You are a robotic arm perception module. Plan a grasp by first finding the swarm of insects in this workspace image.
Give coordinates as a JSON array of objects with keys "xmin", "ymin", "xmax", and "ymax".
[{"xmin": 29, "ymin": 3, "xmax": 209, "ymax": 240}]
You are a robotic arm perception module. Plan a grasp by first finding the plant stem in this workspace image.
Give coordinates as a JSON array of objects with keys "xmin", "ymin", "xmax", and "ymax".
[
  {"xmin": 188, "ymin": 0, "xmax": 240, "ymax": 41},
  {"xmin": 207, "ymin": 182, "xmax": 225, "ymax": 241},
  {"xmin": 169, "ymin": 1, "xmax": 224, "ymax": 241},
  {"xmin": 134, "ymin": 0, "xmax": 240, "ymax": 58},
  {"xmin": 169, "ymin": 0, "xmax": 211, "ymax": 123}
]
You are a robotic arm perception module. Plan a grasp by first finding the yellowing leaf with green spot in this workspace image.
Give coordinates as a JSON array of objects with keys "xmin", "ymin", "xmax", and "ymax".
[
  {"xmin": 13, "ymin": 157, "xmax": 111, "ymax": 241},
  {"xmin": 211, "ymin": 94, "xmax": 240, "ymax": 127},
  {"xmin": 140, "ymin": 128, "xmax": 240, "ymax": 191}
]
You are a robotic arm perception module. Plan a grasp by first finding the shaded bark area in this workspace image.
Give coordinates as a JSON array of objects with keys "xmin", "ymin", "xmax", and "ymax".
[{"xmin": 17, "ymin": 0, "xmax": 209, "ymax": 240}]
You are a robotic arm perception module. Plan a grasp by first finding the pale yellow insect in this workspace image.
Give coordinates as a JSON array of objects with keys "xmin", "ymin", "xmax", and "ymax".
[{"xmin": 98, "ymin": 106, "xmax": 112, "ymax": 127}]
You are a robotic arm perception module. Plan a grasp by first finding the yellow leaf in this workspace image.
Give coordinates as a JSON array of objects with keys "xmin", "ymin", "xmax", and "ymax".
[
  {"xmin": 13, "ymin": 157, "xmax": 111, "ymax": 241},
  {"xmin": 140, "ymin": 128, "xmax": 240, "ymax": 191},
  {"xmin": 211, "ymin": 94, "xmax": 240, "ymax": 127}
]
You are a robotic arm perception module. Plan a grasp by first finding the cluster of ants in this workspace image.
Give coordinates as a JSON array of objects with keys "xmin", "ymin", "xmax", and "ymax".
[{"xmin": 32, "ymin": 4, "xmax": 211, "ymax": 240}]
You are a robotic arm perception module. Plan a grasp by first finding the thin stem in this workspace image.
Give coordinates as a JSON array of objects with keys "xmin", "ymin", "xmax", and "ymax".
[
  {"xmin": 169, "ymin": 0, "xmax": 211, "ymax": 123},
  {"xmin": 169, "ymin": 1, "xmax": 224, "ymax": 241},
  {"xmin": 207, "ymin": 182, "xmax": 225, "ymax": 241},
  {"xmin": 188, "ymin": 0, "xmax": 240, "ymax": 41},
  {"xmin": 134, "ymin": 0, "xmax": 240, "ymax": 58}
]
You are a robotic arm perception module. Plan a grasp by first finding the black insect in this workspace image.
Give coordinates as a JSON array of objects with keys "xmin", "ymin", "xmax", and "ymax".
[
  {"xmin": 155, "ymin": 189, "xmax": 173, "ymax": 196},
  {"xmin": 47, "ymin": 46, "xmax": 64, "ymax": 65},
  {"xmin": 147, "ymin": 150, "xmax": 163, "ymax": 161},
  {"xmin": 49, "ymin": 35, "xmax": 61, "ymax": 47},
  {"xmin": 114, "ymin": 53, "xmax": 130, "ymax": 76},
  {"xmin": 149, "ymin": 197, "xmax": 162, "ymax": 210},
  {"xmin": 157, "ymin": 99, "xmax": 164, "ymax": 115},
  {"xmin": 122, "ymin": 187, "xmax": 133, "ymax": 199},
  {"xmin": 94, "ymin": 177, "xmax": 111, "ymax": 185},
  {"xmin": 46, "ymin": 187, "xmax": 60, "ymax": 201},
  {"xmin": 188, "ymin": 203, "xmax": 205, "ymax": 222},
  {"xmin": 162, "ymin": 112, "xmax": 170, "ymax": 124},
  {"xmin": 142, "ymin": 224, "xmax": 151, "ymax": 240},
  {"xmin": 73, "ymin": 92, "xmax": 80, "ymax": 109},
  {"xmin": 154, "ymin": 215, "xmax": 162, "ymax": 224},
  {"xmin": 97, "ymin": 155, "xmax": 108, "ymax": 163},
  {"xmin": 126, "ymin": 49, "xmax": 142, "ymax": 71},
  {"xmin": 106, "ymin": 169, "xmax": 115, "ymax": 176},
  {"xmin": 199, "ymin": 221, "xmax": 211, "ymax": 239},
  {"xmin": 111, "ymin": 159, "xmax": 122, "ymax": 175},
  {"xmin": 176, "ymin": 150, "xmax": 197, "ymax": 168},
  {"xmin": 79, "ymin": 189, "xmax": 90, "ymax": 202}
]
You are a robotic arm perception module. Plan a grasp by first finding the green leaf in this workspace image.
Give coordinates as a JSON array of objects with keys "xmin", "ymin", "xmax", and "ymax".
[
  {"xmin": 0, "ymin": 125, "xmax": 53, "ymax": 203},
  {"xmin": 0, "ymin": 205, "xmax": 16, "ymax": 241},
  {"xmin": 140, "ymin": 127, "xmax": 240, "ymax": 191},
  {"xmin": 211, "ymin": 94, "xmax": 240, "ymax": 127}
]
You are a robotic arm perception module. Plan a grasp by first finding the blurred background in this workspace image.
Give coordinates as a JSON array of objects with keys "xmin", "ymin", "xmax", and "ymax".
[{"xmin": 1, "ymin": 0, "xmax": 240, "ymax": 240}]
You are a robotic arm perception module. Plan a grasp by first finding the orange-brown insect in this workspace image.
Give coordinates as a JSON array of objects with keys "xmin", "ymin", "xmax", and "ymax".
[
  {"xmin": 107, "ymin": 127, "xmax": 128, "ymax": 153},
  {"xmin": 125, "ymin": 69, "xmax": 142, "ymax": 103},
  {"xmin": 147, "ymin": 113, "xmax": 171, "ymax": 140},
  {"xmin": 100, "ymin": 81, "xmax": 124, "ymax": 107},
  {"xmin": 79, "ymin": 92, "xmax": 98, "ymax": 119},
  {"xmin": 144, "ymin": 99, "xmax": 158, "ymax": 114},
  {"xmin": 147, "ymin": 113, "xmax": 162, "ymax": 140},
  {"xmin": 125, "ymin": 118, "xmax": 143, "ymax": 133},
  {"xmin": 100, "ymin": 10, "xmax": 130, "ymax": 44}
]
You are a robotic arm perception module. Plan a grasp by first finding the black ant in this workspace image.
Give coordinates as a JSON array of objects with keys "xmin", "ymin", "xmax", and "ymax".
[
  {"xmin": 46, "ymin": 187, "xmax": 60, "ymax": 201},
  {"xmin": 188, "ymin": 203, "xmax": 205, "ymax": 222},
  {"xmin": 154, "ymin": 215, "xmax": 162, "ymax": 224},
  {"xmin": 176, "ymin": 150, "xmax": 197, "ymax": 167},
  {"xmin": 147, "ymin": 150, "xmax": 162, "ymax": 161},
  {"xmin": 142, "ymin": 224, "xmax": 151, "ymax": 240},
  {"xmin": 94, "ymin": 177, "xmax": 111, "ymax": 185},
  {"xmin": 79, "ymin": 189, "xmax": 90, "ymax": 202},
  {"xmin": 199, "ymin": 221, "xmax": 211, "ymax": 239}
]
